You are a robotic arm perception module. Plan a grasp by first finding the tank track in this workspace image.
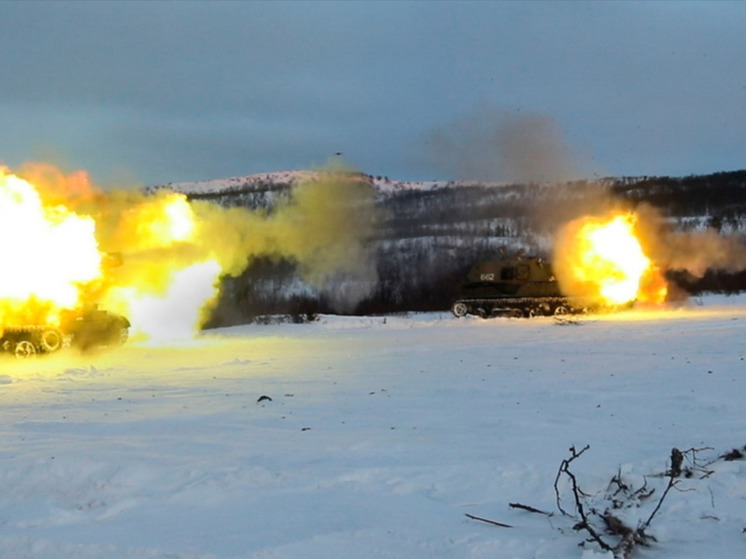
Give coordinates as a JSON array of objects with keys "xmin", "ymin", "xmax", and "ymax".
[
  {"xmin": 1, "ymin": 325, "xmax": 66, "ymax": 357},
  {"xmin": 452, "ymin": 296, "xmax": 585, "ymax": 318}
]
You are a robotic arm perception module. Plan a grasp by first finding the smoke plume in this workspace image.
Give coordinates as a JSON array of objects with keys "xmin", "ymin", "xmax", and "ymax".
[
  {"xmin": 189, "ymin": 162, "xmax": 380, "ymax": 311},
  {"xmin": 634, "ymin": 203, "xmax": 746, "ymax": 278},
  {"xmin": 424, "ymin": 105, "xmax": 586, "ymax": 183}
]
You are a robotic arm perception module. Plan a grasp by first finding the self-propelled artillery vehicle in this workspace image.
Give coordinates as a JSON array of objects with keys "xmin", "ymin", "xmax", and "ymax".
[
  {"xmin": 451, "ymin": 256, "xmax": 587, "ymax": 318},
  {"xmin": 1, "ymin": 305, "xmax": 130, "ymax": 358}
]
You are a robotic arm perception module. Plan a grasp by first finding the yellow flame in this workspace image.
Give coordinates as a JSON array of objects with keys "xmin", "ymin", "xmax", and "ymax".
[
  {"xmin": 163, "ymin": 195, "xmax": 195, "ymax": 241},
  {"xmin": 581, "ymin": 215, "xmax": 649, "ymax": 303},
  {"xmin": 0, "ymin": 160, "xmax": 378, "ymax": 345},
  {"xmin": 116, "ymin": 192, "xmax": 196, "ymax": 251},
  {"xmin": 0, "ymin": 168, "xmax": 102, "ymax": 323},
  {"xmin": 0, "ymin": 166, "xmax": 221, "ymax": 342},
  {"xmin": 554, "ymin": 213, "xmax": 667, "ymax": 306}
]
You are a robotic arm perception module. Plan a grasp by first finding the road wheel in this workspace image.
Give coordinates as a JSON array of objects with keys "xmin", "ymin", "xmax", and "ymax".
[
  {"xmin": 14, "ymin": 340, "xmax": 37, "ymax": 358},
  {"xmin": 451, "ymin": 302, "xmax": 469, "ymax": 318},
  {"xmin": 40, "ymin": 329, "xmax": 63, "ymax": 353}
]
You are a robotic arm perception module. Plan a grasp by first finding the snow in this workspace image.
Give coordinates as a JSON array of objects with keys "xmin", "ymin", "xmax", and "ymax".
[{"xmin": 1, "ymin": 295, "xmax": 746, "ymax": 558}]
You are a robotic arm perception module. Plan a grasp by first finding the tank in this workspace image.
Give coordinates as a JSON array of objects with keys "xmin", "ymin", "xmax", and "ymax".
[
  {"xmin": 1, "ymin": 305, "xmax": 130, "ymax": 358},
  {"xmin": 451, "ymin": 256, "xmax": 584, "ymax": 318}
]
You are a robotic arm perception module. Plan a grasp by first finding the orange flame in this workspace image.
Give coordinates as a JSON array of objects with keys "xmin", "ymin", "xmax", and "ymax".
[
  {"xmin": 553, "ymin": 213, "xmax": 668, "ymax": 307},
  {"xmin": 0, "ymin": 165, "xmax": 221, "ymax": 341},
  {"xmin": 0, "ymin": 160, "xmax": 378, "ymax": 344},
  {"xmin": 0, "ymin": 167, "xmax": 102, "ymax": 324}
]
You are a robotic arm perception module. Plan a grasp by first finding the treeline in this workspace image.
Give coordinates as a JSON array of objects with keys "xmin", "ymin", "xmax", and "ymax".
[
  {"xmin": 194, "ymin": 170, "xmax": 746, "ymax": 326},
  {"xmin": 610, "ymin": 170, "xmax": 746, "ymax": 231}
]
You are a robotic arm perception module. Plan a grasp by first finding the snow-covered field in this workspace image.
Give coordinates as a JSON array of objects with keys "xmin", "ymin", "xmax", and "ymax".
[{"xmin": 1, "ymin": 295, "xmax": 745, "ymax": 558}]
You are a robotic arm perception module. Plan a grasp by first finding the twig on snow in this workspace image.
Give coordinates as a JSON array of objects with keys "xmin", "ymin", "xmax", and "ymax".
[
  {"xmin": 464, "ymin": 513, "xmax": 513, "ymax": 528},
  {"xmin": 509, "ymin": 502, "xmax": 553, "ymax": 516},
  {"xmin": 643, "ymin": 461, "xmax": 680, "ymax": 530}
]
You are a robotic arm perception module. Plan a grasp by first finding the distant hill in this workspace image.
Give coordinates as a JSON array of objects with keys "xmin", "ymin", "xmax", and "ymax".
[
  {"xmin": 156, "ymin": 170, "xmax": 456, "ymax": 197},
  {"xmin": 152, "ymin": 170, "xmax": 746, "ymax": 325},
  {"xmin": 156, "ymin": 169, "xmax": 746, "ymax": 229}
]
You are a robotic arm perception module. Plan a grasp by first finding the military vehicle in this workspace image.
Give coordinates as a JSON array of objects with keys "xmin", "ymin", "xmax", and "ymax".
[
  {"xmin": 1, "ymin": 305, "xmax": 130, "ymax": 358},
  {"xmin": 451, "ymin": 256, "xmax": 586, "ymax": 318}
]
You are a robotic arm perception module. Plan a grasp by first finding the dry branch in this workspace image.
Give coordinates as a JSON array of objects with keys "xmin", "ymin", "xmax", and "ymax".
[
  {"xmin": 554, "ymin": 444, "xmax": 591, "ymax": 517},
  {"xmin": 509, "ymin": 502, "xmax": 553, "ymax": 516},
  {"xmin": 471, "ymin": 444, "xmax": 741, "ymax": 558},
  {"xmin": 464, "ymin": 513, "xmax": 513, "ymax": 528},
  {"xmin": 552, "ymin": 445, "xmax": 684, "ymax": 558}
]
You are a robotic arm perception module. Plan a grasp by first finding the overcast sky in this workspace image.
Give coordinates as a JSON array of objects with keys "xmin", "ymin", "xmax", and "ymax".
[{"xmin": 1, "ymin": 0, "xmax": 745, "ymax": 187}]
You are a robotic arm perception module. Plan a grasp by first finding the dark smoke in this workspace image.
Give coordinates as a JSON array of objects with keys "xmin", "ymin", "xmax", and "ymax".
[
  {"xmin": 634, "ymin": 203, "xmax": 746, "ymax": 278},
  {"xmin": 424, "ymin": 106, "xmax": 587, "ymax": 183}
]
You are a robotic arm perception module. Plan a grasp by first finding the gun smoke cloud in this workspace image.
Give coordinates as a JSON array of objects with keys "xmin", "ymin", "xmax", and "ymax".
[
  {"xmin": 3, "ymin": 160, "xmax": 379, "ymax": 340},
  {"xmin": 635, "ymin": 203, "xmax": 746, "ymax": 278},
  {"xmin": 424, "ymin": 105, "xmax": 587, "ymax": 184}
]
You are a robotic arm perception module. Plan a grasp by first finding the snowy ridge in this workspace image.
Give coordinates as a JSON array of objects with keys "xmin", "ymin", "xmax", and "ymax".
[
  {"xmin": 156, "ymin": 170, "xmax": 504, "ymax": 196},
  {"xmin": 155, "ymin": 170, "xmax": 315, "ymax": 196}
]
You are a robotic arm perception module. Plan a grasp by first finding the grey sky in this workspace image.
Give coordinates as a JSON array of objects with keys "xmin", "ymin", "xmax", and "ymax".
[{"xmin": 1, "ymin": 0, "xmax": 745, "ymax": 186}]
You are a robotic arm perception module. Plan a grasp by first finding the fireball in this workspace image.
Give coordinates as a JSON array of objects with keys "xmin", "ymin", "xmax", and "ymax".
[
  {"xmin": 0, "ymin": 165, "xmax": 223, "ymax": 342},
  {"xmin": 0, "ymin": 168, "xmax": 102, "ymax": 324},
  {"xmin": 553, "ymin": 213, "xmax": 667, "ymax": 306},
  {"xmin": 114, "ymin": 192, "xmax": 196, "ymax": 251},
  {"xmin": 1, "ymin": 159, "xmax": 373, "ymax": 346}
]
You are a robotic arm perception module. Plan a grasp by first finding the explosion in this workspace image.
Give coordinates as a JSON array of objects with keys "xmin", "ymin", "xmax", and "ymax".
[
  {"xmin": 0, "ymin": 165, "xmax": 215, "ymax": 340},
  {"xmin": 0, "ymin": 168, "xmax": 102, "ymax": 324},
  {"xmin": 0, "ymin": 161, "xmax": 378, "ymax": 349},
  {"xmin": 553, "ymin": 212, "xmax": 668, "ymax": 307}
]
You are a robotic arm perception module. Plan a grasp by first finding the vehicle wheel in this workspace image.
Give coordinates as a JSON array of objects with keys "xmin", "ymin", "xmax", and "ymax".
[
  {"xmin": 14, "ymin": 340, "xmax": 37, "ymax": 358},
  {"xmin": 452, "ymin": 302, "xmax": 469, "ymax": 318},
  {"xmin": 40, "ymin": 329, "xmax": 63, "ymax": 353},
  {"xmin": 554, "ymin": 305, "xmax": 569, "ymax": 316}
]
